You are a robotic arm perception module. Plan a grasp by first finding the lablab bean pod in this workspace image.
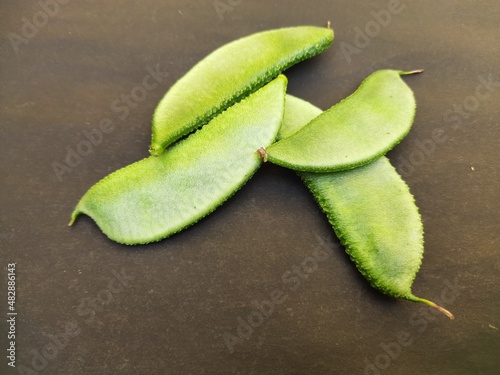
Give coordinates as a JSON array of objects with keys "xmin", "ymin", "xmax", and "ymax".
[
  {"xmin": 264, "ymin": 69, "xmax": 422, "ymax": 172},
  {"xmin": 70, "ymin": 76, "xmax": 287, "ymax": 245},
  {"xmin": 150, "ymin": 25, "xmax": 333, "ymax": 156},
  {"xmin": 279, "ymin": 94, "xmax": 453, "ymax": 318}
]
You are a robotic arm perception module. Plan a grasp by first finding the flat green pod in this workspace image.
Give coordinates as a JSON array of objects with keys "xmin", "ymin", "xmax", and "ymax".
[
  {"xmin": 266, "ymin": 69, "xmax": 422, "ymax": 172},
  {"xmin": 280, "ymin": 95, "xmax": 453, "ymax": 318},
  {"xmin": 69, "ymin": 76, "xmax": 287, "ymax": 245},
  {"xmin": 150, "ymin": 25, "xmax": 333, "ymax": 156}
]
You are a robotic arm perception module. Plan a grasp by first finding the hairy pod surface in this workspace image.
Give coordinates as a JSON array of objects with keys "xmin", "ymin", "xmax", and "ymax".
[
  {"xmin": 150, "ymin": 25, "xmax": 333, "ymax": 156},
  {"xmin": 280, "ymin": 95, "xmax": 453, "ymax": 318},
  {"xmin": 267, "ymin": 70, "xmax": 421, "ymax": 172},
  {"xmin": 69, "ymin": 76, "xmax": 287, "ymax": 245}
]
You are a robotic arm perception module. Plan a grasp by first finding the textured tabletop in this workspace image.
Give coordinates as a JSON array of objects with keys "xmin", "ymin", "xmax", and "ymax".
[{"xmin": 1, "ymin": 1, "xmax": 499, "ymax": 374}]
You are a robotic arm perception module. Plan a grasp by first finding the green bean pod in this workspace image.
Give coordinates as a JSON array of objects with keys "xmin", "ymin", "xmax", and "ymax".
[
  {"xmin": 69, "ymin": 76, "xmax": 287, "ymax": 245},
  {"xmin": 280, "ymin": 95, "xmax": 453, "ymax": 318},
  {"xmin": 265, "ymin": 69, "xmax": 422, "ymax": 172},
  {"xmin": 150, "ymin": 25, "xmax": 333, "ymax": 156}
]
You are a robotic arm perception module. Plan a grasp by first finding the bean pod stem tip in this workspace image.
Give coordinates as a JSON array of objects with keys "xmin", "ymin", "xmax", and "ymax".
[
  {"xmin": 401, "ymin": 69, "xmax": 424, "ymax": 76},
  {"xmin": 412, "ymin": 296, "xmax": 454, "ymax": 319},
  {"xmin": 257, "ymin": 147, "xmax": 268, "ymax": 162}
]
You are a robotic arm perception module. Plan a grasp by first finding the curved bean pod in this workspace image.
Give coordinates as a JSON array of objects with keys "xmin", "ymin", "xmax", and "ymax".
[
  {"xmin": 69, "ymin": 76, "xmax": 287, "ymax": 245},
  {"xmin": 150, "ymin": 25, "xmax": 333, "ymax": 156},
  {"xmin": 265, "ymin": 69, "xmax": 422, "ymax": 172},
  {"xmin": 280, "ymin": 95, "xmax": 453, "ymax": 318}
]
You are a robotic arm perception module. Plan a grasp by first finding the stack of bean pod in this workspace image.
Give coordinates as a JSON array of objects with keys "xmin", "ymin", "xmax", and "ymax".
[{"xmin": 70, "ymin": 25, "xmax": 453, "ymax": 318}]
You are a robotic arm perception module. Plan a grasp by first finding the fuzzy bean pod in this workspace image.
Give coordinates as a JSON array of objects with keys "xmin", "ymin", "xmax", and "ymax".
[
  {"xmin": 265, "ymin": 69, "xmax": 422, "ymax": 172},
  {"xmin": 150, "ymin": 25, "xmax": 333, "ymax": 156},
  {"xmin": 280, "ymin": 94, "xmax": 453, "ymax": 318},
  {"xmin": 69, "ymin": 76, "xmax": 287, "ymax": 245}
]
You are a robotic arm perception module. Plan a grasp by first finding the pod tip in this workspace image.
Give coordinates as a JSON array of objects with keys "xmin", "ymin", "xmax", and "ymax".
[
  {"xmin": 411, "ymin": 296, "xmax": 454, "ymax": 319},
  {"xmin": 401, "ymin": 69, "xmax": 424, "ymax": 76},
  {"xmin": 431, "ymin": 302, "xmax": 455, "ymax": 320},
  {"xmin": 327, "ymin": 20, "xmax": 331, "ymax": 29},
  {"xmin": 424, "ymin": 300, "xmax": 455, "ymax": 319},
  {"xmin": 68, "ymin": 212, "xmax": 78, "ymax": 226}
]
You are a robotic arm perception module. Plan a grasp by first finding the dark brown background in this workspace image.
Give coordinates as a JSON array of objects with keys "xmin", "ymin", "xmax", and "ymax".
[{"xmin": 1, "ymin": 1, "xmax": 499, "ymax": 374}]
